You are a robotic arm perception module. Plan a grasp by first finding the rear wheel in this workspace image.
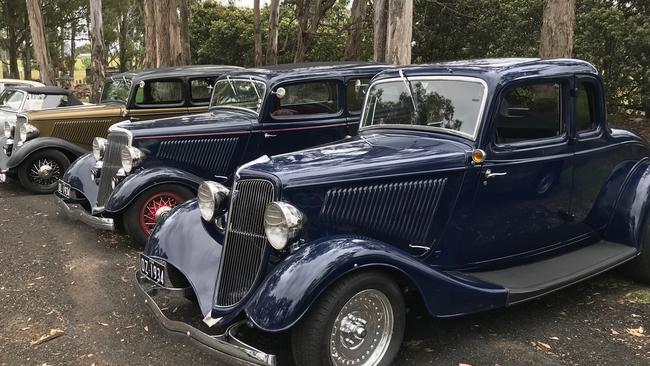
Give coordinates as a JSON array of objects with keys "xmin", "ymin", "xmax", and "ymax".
[
  {"xmin": 17, "ymin": 149, "xmax": 70, "ymax": 194},
  {"xmin": 123, "ymin": 184, "xmax": 194, "ymax": 246},
  {"xmin": 291, "ymin": 271, "xmax": 406, "ymax": 366}
]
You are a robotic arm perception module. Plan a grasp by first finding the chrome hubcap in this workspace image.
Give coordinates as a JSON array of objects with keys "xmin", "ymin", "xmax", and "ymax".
[
  {"xmin": 155, "ymin": 206, "xmax": 173, "ymax": 223},
  {"xmin": 330, "ymin": 289, "xmax": 394, "ymax": 366},
  {"xmin": 29, "ymin": 158, "xmax": 61, "ymax": 186}
]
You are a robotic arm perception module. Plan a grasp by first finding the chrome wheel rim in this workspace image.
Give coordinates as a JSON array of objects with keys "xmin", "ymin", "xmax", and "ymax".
[
  {"xmin": 29, "ymin": 158, "xmax": 61, "ymax": 186},
  {"xmin": 330, "ymin": 289, "xmax": 394, "ymax": 366}
]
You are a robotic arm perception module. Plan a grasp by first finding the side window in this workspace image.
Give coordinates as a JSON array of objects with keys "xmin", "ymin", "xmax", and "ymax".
[
  {"xmin": 576, "ymin": 81, "xmax": 598, "ymax": 133},
  {"xmin": 271, "ymin": 81, "xmax": 339, "ymax": 118},
  {"xmin": 347, "ymin": 78, "xmax": 371, "ymax": 114},
  {"xmin": 494, "ymin": 82, "xmax": 562, "ymax": 144},
  {"xmin": 190, "ymin": 77, "xmax": 216, "ymax": 104},
  {"xmin": 134, "ymin": 79, "xmax": 184, "ymax": 106}
]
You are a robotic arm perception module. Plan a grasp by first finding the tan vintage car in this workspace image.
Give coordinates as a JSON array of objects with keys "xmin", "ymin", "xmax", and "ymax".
[{"xmin": 1, "ymin": 65, "xmax": 241, "ymax": 193}]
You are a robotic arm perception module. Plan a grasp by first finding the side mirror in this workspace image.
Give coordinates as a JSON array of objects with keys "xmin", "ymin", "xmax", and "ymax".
[{"xmin": 274, "ymin": 87, "xmax": 286, "ymax": 99}]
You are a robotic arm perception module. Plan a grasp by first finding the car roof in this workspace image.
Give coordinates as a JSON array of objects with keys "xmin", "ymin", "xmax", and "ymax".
[
  {"xmin": 109, "ymin": 65, "xmax": 244, "ymax": 82},
  {"xmin": 374, "ymin": 58, "xmax": 598, "ymax": 84},
  {"xmin": 8, "ymin": 86, "xmax": 75, "ymax": 95},
  {"xmin": 223, "ymin": 62, "xmax": 394, "ymax": 86},
  {"xmin": 0, "ymin": 79, "xmax": 45, "ymax": 87}
]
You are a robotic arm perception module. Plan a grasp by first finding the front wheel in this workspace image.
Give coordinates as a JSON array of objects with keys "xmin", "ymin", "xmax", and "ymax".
[
  {"xmin": 17, "ymin": 149, "xmax": 70, "ymax": 194},
  {"xmin": 291, "ymin": 271, "xmax": 406, "ymax": 366},
  {"xmin": 123, "ymin": 184, "xmax": 194, "ymax": 246}
]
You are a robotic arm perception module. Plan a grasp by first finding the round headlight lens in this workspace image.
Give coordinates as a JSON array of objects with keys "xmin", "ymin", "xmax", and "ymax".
[
  {"xmin": 197, "ymin": 181, "xmax": 230, "ymax": 222},
  {"xmin": 263, "ymin": 202, "xmax": 305, "ymax": 250},
  {"xmin": 4, "ymin": 120, "xmax": 13, "ymax": 139},
  {"xmin": 120, "ymin": 146, "xmax": 143, "ymax": 173},
  {"xmin": 92, "ymin": 137, "xmax": 107, "ymax": 161},
  {"xmin": 19, "ymin": 124, "xmax": 27, "ymax": 142}
]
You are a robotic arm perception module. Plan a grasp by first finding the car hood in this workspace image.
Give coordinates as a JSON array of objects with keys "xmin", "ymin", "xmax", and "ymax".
[
  {"xmin": 124, "ymin": 108, "xmax": 258, "ymax": 139},
  {"xmin": 22, "ymin": 103, "xmax": 121, "ymax": 121},
  {"xmin": 242, "ymin": 129, "xmax": 471, "ymax": 188}
]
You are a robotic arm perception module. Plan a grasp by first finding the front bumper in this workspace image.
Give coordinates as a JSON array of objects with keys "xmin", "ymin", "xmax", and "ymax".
[
  {"xmin": 56, "ymin": 196, "xmax": 114, "ymax": 231},
  {"xmin": 135, "ymin": 271, "xmax": 277, "ymax": 366}
]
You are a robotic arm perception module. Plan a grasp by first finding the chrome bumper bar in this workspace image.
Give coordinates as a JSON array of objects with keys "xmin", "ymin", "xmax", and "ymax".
[
  {"xmin": 56, "ymin": 197, "xmax": 115, "ymax": 231},
  {"xmin": 135, "ymin": 272, "xmax": 277, "ymax": 366}
]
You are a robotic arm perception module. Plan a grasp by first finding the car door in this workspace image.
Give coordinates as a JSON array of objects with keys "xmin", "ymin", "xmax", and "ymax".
[
  {"xmin": 261, "ymin": 79, "xmax": 349, "ymax": 156},
  {"xmin": 462, "ymin": 79, "xmax": 575, "ymax": 264},
  {"xmin": 126, "ymin": 78, "xmax": 189, "ymax": 121}
]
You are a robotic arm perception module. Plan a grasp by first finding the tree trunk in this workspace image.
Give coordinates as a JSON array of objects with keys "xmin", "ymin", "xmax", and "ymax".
[
  {"xmin": 90, "ymin": 0, "xmax": 106, "ymax": 102},
  {"xmin": 344, "ymin": 0, "xmax": 367, "ymax": 61},
  {"xmin": 253, "ymin": 0, "xmax": 263, "ymax": 66},
  {"xmin": 5, "ymin": 0, "xmax": 20, "ymax": 78},
  {"xmin": 169, "ymin": 0, "xmax": 182, "ymax": 66},
  {"xmin": 292, "ymin": 0, "xmax": 336, "ymax": 63},
  {"xmin": 155, "ymin": 0, "xmax": 172, "ymax": 67},
  {"xmin": 179, "ymin": 0, "xmax": 191, "ymax": 65},
  {"xmin": 25, "ymin": 0, "xmax": 55, "ymax": 85},
  {"xmin": 539, "ymin": 0, "xmax": 576, "ymax": 58},
  {"xmin": 143, "ymin": 0, "xmax": 157, "ymax": 68},
  {"xmin": 23, "ymin": 11, "xmax": 32, "ymax": 81},
  {"xmin": 373, "ymin": 0, "xmax": 387, "ymax": 63},
  {"xmin": 385, "ymin": 0, "xmax": 413, "ymax": 65},
  {"xmin": 69, "ymin": 21, "xmax": 77, "ymax": 80},
  {"xmin": 118, "ymin": 13, "xmax": 128, "ymax": 72},
  {"xmin": 266, "ymin": 0, "xmax": 280, "ymax": 65}
]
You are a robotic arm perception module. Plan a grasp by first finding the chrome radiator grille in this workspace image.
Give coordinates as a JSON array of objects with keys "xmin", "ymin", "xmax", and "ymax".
[
  {"xmin": 96, "ymin": 132, "xmax": 130, "ymax": 207},
  {"xmin": 320, "ymin": 178, "xmax": 447, "ymax": 246},
  {"xmin": 215, "ymin": 179, "xmax": 275, "ymax": 307},
  {"xmin": 12, "ymin": 116, "xmax": 26, "ymax": 154}
]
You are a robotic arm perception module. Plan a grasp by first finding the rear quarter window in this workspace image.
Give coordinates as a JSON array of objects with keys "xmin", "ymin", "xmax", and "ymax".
[{"xmin": 271, "ymin": 81, "xmax": 339, "ymax": 118}]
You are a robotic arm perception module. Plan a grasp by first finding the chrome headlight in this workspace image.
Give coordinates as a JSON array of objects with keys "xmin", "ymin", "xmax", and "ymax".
[
  {"xmin": 92, "ymin": 137, "xmax": 107, "ymax": 161},
  {"xmin": 120, "ymin": 146, "xmax": 144, "ymax": 173},
  {"xmin": 4, "ymin": 120, "xmax": 14, "ymax": 138},
  {"xmin": 197, "ymin": 181, "xmax": 230, "ymax": 222},
  {"xmin": 19, "ymin": 122, "xmax": 37, "ymax": 142},
  {"xmin": 263, "ymin": 202, "xmax": 305, "ymax": 250}
]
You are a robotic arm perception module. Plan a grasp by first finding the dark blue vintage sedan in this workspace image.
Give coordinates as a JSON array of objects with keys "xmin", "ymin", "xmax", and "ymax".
[
  {"xmin": 136, "ymin": 59, "xmax": 650, "ymax": 366},
  {"xmin": 56, "ymin": 63, "xmax": 391, "ymax": 245}
]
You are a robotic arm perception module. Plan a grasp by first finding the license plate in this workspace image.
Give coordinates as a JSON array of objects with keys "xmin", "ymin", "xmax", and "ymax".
[
  {"xmin": 140, "ymin": 254, "xmax": 166, "ymax": 287},
  {"xmin": 58, "ymin": 180, "xmax": 71, "ymax": 198}
]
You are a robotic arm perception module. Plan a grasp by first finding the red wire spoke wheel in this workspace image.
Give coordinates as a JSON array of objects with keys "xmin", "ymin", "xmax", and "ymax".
[{"xmin": 138, "ymin": 191, "xmax": 184, "ymax": 236}]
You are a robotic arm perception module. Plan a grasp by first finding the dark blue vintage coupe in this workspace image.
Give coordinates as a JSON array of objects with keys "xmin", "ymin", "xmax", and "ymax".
[
  {"xmin": 136, "ymin": 59, "xmax": 650, "ymax": 366},
  {"xmin": 56, "ymin": 63, "xmax": 391, "ymax": 245}
]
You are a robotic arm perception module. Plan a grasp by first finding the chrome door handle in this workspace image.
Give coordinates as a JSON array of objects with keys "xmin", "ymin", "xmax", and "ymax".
[
  {"xmin": 264, "ymin": 133, "xmax": 277, "ymax": 138},
  {"xmin": 485, "ymin": 169, "xmax": 507, "ymax": 179}
]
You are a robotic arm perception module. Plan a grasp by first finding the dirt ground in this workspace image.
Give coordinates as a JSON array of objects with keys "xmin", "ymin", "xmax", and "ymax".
[{"xmin": 0, "ymin": 118, "xmax": 649, "ymax": 365}]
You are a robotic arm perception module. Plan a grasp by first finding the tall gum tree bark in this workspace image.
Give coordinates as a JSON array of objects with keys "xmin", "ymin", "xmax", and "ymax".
[
  {"xmin": 291, "ymin": 0, "xmax": 336, "ymax": 63},
  {"xmin": 26, "ymin": 0, "xmax": 55, "ymax": 85},
  {"xmin": 539, "ymin": 0, "xmax": 576, "ymax": 58},
  {"xmin": 169, "ymin": 0, "xmax": 182, "ymax": 66},
  {"xmin": 344, "ymin": 0, "xmax": 367, "ymax": 61},
  {"xmin": 373, "ymin": 0, "xmax": 387, "ymax": 63},
  {"xmin": 266, "ymin": 0, "xmax": 280, "ymax": 65},
  {"xmin": 253, "ymin": 0, "xmax": 263, "ymax": 66},
  {"xmin": 90, "ymin": 0, "xmax": 106, "ymax": 102},
  {"xmin": 143, "ymin": 0, "xmax": 157, "ymax": 68},
  {"xmin": 179, "ymin": 0, "xmax": 191, "ymax": 65},
  {"xmin": 155, "ymin": 0, "xmax": 172, "ymax": 67},
  {"xmin": 5, "ymin": 0, "xmax": 20, "ymax": 78},
  {"xmin": 385, "ymin": 0, "xmax": 413, "ymax": 65}
]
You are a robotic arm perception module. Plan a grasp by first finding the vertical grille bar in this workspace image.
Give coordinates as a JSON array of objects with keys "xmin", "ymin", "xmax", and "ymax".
[
  {"xmin": 12, "ymin": 116, "xmax": 26, "ymax": 154},
  {"xmin": 215, "ymin": 179, "xmax": 275, "ymax": 308},
  {"xmin": 96, "ymin": 132, "xmax": 129, "ymax": 207}
]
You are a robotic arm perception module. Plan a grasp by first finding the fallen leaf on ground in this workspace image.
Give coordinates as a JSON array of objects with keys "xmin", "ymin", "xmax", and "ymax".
[
  {"xmin": 534, "ymin": 341, "xmax": 552, "ymax": 351},
  {"xmin": 31, "ymin": 329, "xmax": 65, "ymax": 346},
  {"xmin": 120, "ymin": 276, "xmax": 128, "ymax": 283},
  {"xmin": 625, "ymin": 327, "xmax": 646, "ymax": 337},
  {"xmin": 549, "ymin": 336, "xmax": 560, "ymax": 340},
  {"xmin": 611, "ymin": 329, "xmax": 620, "ymax": 335},
  {"xmin": 144, "ymin": 325, "xmax": 149, "ymax": 332},
  {"xmin": 98, "ymin": 322, "xmax": 108, "ymax": 327}
]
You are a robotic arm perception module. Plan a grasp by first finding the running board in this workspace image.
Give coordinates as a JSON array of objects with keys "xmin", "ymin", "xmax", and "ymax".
[{"xmin": 466, "ymin": 241, "xmax": 638, "ymax": 305}]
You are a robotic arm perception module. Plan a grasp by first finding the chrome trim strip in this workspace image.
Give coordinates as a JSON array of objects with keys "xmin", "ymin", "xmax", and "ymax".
[
  {"xmin": 108, "ymin": 120, "xmax": 133, "ymax": 145},
  {"xmin": 55, "ymin": 197, "xmax": 115, "ymax": 231}
]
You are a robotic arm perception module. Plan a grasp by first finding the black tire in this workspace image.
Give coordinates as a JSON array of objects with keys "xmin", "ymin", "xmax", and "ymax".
[
  {"xmin": 17, "ymin": 149, "xmax": 70, "ymax": 194},
  {"xmin": 123, "ymin": 184, "xmax": 194, "ymax": 247},
  {"xmin": 622, "ymin": 219, "xmax": 650, "ymax": 284},
  {"xmin": 291, "ymin": 270, "xmax": 406, "ymax": 366}
]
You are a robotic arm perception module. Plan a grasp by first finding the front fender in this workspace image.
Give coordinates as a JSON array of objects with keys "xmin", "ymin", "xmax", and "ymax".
[
  {"xmin": 245, "ymin": 237, "xmax": 507, "ymax": 332},
  {"xmin": 62, "ymin": 153, "xmax": 99, "ymax": 205},
  {"xmin": 7, "ymin": 137, "xmax": 87, "ymax": 168},
  {"xmin": 604, "ymin": 158, "xmax": 650, "ymax": 247},
  {"xmin": 145, "ymin": 200, "xmax": 224, "ymax": 316},
  {"xmin": 104, "ymin": 167, "xmax": 204, "ymax": 213}
]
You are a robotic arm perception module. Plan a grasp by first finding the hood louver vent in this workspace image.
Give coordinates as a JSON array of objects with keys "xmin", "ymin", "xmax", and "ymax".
[{"xmin": 156, "ymin": 137, "xmax": 238, "ymax": 174}]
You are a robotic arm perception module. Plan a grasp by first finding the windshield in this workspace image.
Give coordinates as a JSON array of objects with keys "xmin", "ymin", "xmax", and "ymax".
[
  {"xmin": 0, "ymin": 90, "xmax": 26, "ymax": 111},
  {"xmin": 210, "ymin": 78, "xmax": 266, "ymax": 113},
  {"xmin": 361, "ymin": 77, "xmax": 486, "ymax": 139},
  {"xmin": 23, "ymin": 94, "xmax": 71, "ymax": 111},
  {"xmin": 101, "ymin": 77, "xmax": 132, "ymax": 103}
]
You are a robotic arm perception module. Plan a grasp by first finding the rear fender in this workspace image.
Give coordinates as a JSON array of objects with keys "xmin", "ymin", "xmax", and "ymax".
[
  {"xmin": 604, "ymin": 158, "xmax": 650, "ymax": 248},
  {"xmin": 104, "ymin": 167, "xmax": 203, "ymax": 213},
  {"xmin": 245, "ymin": 236, "xmax": 507, "ymax": 332},
  {"xmin": 145, "ymin": 200, "xmax": 224, "ymax": 316},
  {"xmin": 7, "ymin": 137, "xmax": 87, "ymax": 168}
]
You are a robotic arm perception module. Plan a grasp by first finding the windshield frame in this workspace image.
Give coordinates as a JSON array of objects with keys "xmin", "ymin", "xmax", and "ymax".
[
  {"xmin": 100, "ymin": 76, "xmax": 133, "ymax": 104},
  {"xmin": 0, "ymin": 89, "xmax": 27, "ymax": 112},
  {"xmin": 359, "ymin": 75, "xmax": 489, "ymax": 141},
  {"xmin": 209, "ymin": 77, "xmax": 267, "ymax": 115}
]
